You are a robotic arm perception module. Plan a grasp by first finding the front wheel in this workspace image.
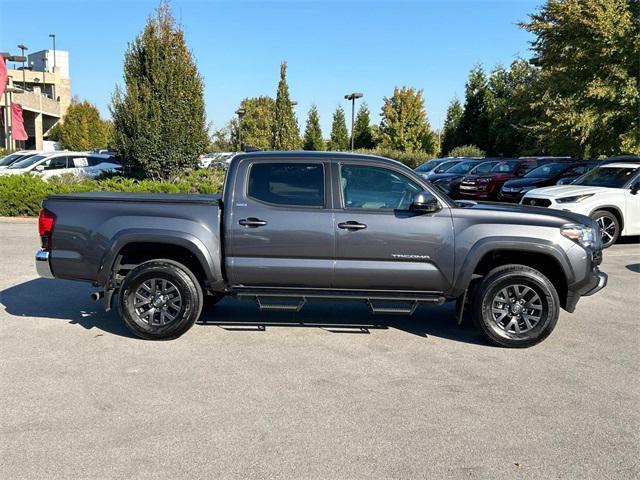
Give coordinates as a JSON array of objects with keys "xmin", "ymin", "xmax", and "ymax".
[
  {"xmin": 472, "ymin": 264, "xmax": 559, "ymax": 348},
  {"xmin": 591, "ymin": 210, "xmax": 619, "ymax": 248},
  {"xmin": 118, "ymin": 260, "xmax": 203, "ymax": 340}
]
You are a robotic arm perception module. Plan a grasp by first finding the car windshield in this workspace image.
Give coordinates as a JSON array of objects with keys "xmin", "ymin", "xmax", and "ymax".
[
  {"xmin": 0, "ymin": 153, "xmax": 31, "ymax": 167},
  {"xmin": 445, "ymin": 161, "xmax": 480, "ymax": 175},
  {"xmin": 433, "ymin": 160, "xmax": 460, "ymax": 174},
  {"xmin": 490, "ymin": 161, "xmax": 518, "ymax": 173},
  {"xmin": 415, "ymin": 159, "xmax": 443, "ymax": 172},
  {"xmin": 7, "ymin": 154, "xmax": 49, "ymax": 169},
  {"xmin": 524, "ymin": 163, "xmax": 571, "ymax": 178},
  {"xmin": 573, "ymin": 166, "xmax": 640, "ymax": 188},
  {"xmin": 470, "ymin": 161, "xmax": 498, "ymax": 174}
]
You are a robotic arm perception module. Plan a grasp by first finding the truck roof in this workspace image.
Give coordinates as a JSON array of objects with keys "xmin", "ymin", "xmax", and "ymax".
[{"xmin": 233, "ymin": 150, "xmax": 409, "ymax": 167}]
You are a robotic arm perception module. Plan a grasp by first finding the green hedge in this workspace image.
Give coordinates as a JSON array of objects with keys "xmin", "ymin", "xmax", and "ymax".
[
  {"xmin": 0, "ymin": 169, "xmax": 225, "ymax": 217},
  {"xmin": 354, "ymin": 148, "xmax": 436, "ymax": 168}
]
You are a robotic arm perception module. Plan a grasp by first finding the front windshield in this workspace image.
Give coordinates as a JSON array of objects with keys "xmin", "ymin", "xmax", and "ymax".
[
  {"xmin": 0, "ymin": 153, "xmax": 30, "ymax": 167},
  {"xmin": 524, "ymin": 163, "xmax": 570, "ymax": 178},
  {"xmin": 415, "ymin": 159, "xmax": 442, "ymax": 173},
  {"xmin": 490, "ymin": 161, "xmax": 518, "ymax": 173},
  {"xmin": 7, "ymin": 154, "xmax": 48, "ymax": 170},
  {"xmin": 573, "ymin": 166, "xmax": 639, "ymax": 188},
  {"xmin": 433, "ymin": 160, "xmax": 460, "ymax": 174},
  {"xmin": 446, "ymin": 161, "xmax": 480, "ymax": 175},
  {"xmin": 470, "ymin": 161, "xmax": 498, "ymax": 174}
]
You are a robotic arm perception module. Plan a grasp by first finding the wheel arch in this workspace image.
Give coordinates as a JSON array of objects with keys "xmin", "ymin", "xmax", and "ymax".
[{"xmin": 589, "ymin": 205, "xmax": 624, "ymax": 232}]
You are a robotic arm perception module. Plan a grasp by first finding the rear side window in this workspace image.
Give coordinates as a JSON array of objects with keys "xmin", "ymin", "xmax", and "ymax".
[
  {"xmin": 248, "ymin": 162, "xmax": 324, "ymax": 207},
  {"xmin": 87, "ymin": 156, "xmax": 105, "ymax": 167}
]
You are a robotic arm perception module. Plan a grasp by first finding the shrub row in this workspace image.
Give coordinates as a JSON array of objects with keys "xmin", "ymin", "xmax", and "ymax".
[
  {"xmin": 0, "ymin": 169, "xmax": 225, "ymax": 217},
  {"xmin": 354, "ymin": 148, "xmax": 435, "ymax": 168}
]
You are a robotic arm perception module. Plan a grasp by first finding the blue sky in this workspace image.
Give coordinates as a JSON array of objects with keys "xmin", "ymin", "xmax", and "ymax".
[{"xmin": 1, "ymin": 0, "xmax": 540, "ymax": 135}]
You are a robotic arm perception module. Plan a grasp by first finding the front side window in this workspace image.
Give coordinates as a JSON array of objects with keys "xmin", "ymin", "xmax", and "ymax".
[
  {"xmin": 248, "ymin": 162, "xmax": 324, "ymax": 207},
  {"xmin": 44, "ymin": 156, "xmax": 69, "ymax": 170},
  {"xmin": 341, "ymin": 165, "xmax": 421, "ymax": 210}
]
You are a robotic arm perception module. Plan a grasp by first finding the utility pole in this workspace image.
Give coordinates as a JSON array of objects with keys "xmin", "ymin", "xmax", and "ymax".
[
  {"xmin": 49, "ymin": 34, "xmax": 56, "ymax": 100},
  {"xmin": 344, "ymin": 92, "xmax": 363, "ymax": 151},
  {"xmin": 17, "ymin": 44, "xmax": 28, "ymax": 89}
]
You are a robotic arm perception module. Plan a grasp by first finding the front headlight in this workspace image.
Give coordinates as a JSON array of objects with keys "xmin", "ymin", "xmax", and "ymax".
[
  {"xmin": 561, "ymin": 225, "xmax": 595, "ymax": 248},
  {"xmin": 556, "ymin": 193, "xmax": 594, "ymax": 203}
]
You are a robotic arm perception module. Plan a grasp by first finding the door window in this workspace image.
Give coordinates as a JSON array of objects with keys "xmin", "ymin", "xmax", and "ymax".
[
  {"xmin": 247, "ymin": 162, "xmax": 324, "ymax": 207},
  {"xmin": 340, "ymin": 165, "xmax": 421, "ymax": 210},
  {"xmin": 44, "ymin": 156, "xmax": 69, "ymax": 170}
]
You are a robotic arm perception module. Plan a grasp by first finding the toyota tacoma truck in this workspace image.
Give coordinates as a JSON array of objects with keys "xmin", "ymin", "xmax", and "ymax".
[{"xmin": 35, "ymin": 151, "xmax": 607, "ymax": 347}]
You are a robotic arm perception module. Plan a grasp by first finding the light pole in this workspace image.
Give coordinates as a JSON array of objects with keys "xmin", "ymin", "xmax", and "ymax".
[
  {"xmin": 235, "ymin": 107, "xmax": 245, "ymax": 151},
  {"xmin": 17, "ymin": 44, "xmax": 28, "ymax": 89},
  {"xmin": 41, "ymin": 56, "xmax": 47, "ymax": 98},
  {"xmin": 49, "ymin": 34, "xmax": 56, "ymax": 99},
  {"xmin": 344, "ymin": 92, "xmax": 363, "ymax": 151}
]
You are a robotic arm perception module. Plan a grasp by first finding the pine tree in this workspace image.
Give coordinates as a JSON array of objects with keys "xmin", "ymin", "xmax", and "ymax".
[
  {"xmin": 378, "ymin": 87, "xmax": 436, "ymax": 154},
  {"xmin": 440, "ymin": 99, "xmax": 463, "ymax": 156},
  {"xmin": 329, "ymin": 106, "xmax": 349, "ymax": 151},
  {"xmin": 303, "ymin": 104, "xmax": 324, "ymax": 151},
  {"xmin": 458, "ymin": 66, "xmax": 491, "ymax": 153},
  {"xmin": 353, "ymin": 103, "xmax": 375, "ymax": 149},
  {"xmin": 271, "ymin": 62, "xmax": 300, "ymax": 150},
  {"xmin": 111, "ymin": 1, "xmax": 208, "ymax": 179}
]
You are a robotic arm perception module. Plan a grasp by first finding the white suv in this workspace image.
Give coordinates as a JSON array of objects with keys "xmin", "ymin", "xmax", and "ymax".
[
  {"xmin": 0, "ymin": 151, "xmax": 121, "ymax": 180},
  {"xmin": 521, "ymin": 162, "xmax": 640, "ymax": 248}
]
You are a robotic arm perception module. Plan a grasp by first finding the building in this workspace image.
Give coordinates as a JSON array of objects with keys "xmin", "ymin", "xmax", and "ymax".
[{"xmin": 1, "ymin": 49, "xmax": 71, "ymax": 150}]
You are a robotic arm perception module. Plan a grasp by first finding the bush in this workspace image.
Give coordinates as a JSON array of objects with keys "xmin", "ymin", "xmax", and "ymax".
[
  {"xmin": 447, "ymin": 145, "xmax": 486, "ymax": 158},
  {"xmin": 0, "ymin": 169, "xmax": 225, "ymax": 217},
  {"xmin": 355, "ymin": 148, "xmax": 436, "ymax": 168}
]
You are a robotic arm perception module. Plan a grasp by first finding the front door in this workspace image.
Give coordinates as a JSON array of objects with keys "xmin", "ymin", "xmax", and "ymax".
[
  {"xmin": 225, "ymin": 159, "xmax": 335, "ymax": 288},
  {"xmin": 333, "ymin": 163, "xmax": 454, "ymax": 292}
]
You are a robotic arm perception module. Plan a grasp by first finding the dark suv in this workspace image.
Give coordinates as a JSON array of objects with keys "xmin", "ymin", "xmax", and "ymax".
[
  {"xmin": 429, "ymin": 159, "xmax": 499, "ymax": 198},
  {"xmin": 459, "ymin": 159, "xmax": 536, "ymax": 200},
  {"xmin": 499, "ymin": 162, "xmax": 593, "ymax": 202}
]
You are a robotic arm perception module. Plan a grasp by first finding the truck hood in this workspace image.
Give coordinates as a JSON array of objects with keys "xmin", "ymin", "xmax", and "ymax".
[
  {"xmin": 458, "ymin": 200, "xmax": 592, "ymax": 227},
  {"xmin": 524, "ymin": 185, "xmax": 612, "ymax": 198}
]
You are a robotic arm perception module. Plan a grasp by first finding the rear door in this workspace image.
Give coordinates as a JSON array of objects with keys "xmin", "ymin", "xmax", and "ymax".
[
  {"xmin": 332, "ymin": 162, "xmax": 454, "ymax": 292},
  {"xmin": 224, "ymin": 158, "xmax": 335, "ymax": 287}
]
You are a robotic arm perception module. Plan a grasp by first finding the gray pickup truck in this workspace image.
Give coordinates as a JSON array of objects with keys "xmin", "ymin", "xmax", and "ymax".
[{"xmin": 36, "ymin": 151, "xmax": 607, "ymax": 347}]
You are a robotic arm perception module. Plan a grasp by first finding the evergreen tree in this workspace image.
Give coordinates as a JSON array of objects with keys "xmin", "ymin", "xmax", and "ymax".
[
  {"xmin": 378, "ymin": 87, "xmax": 436, "ymax": 154},
  {"xmin": 271, "ymin": 62, "xmax": 300, "ymax": 150},
  {"xmin": 111, "ymin": 1, "xmax": 208, "ymax": 179},
  {"xmin": 440, "ymin": 99, "xmax": 463, "ymax": 156},
  {"xmin": 303, "ymin": 104, "xmax": 324, "ymax": 151},
  {"xmin": 329, "ymin": 106, "xmax": 349, "ymax": 151},
  {"xmin": 235, "ymin": 96, "xmax": 275, "ymax": 150},
  {"xmin": 458, "ymin": 66, "xmax": 491, "ymax": 153},
  {"xmin": 352, "ymin": 103, "xmax": 375, "ymax": 149},
  {"xmin": 521, "ymin": 0, "xmax": 640, "ymax": 157},
  {"xmin": 51, "ymin": 99, "xmax": 112, "ymax": 150}
]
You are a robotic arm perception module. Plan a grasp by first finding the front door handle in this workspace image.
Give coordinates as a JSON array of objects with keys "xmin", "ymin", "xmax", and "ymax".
[
  {"xmin": 338, "ymin": 221, "xmax": 367, "ymax": 231},
  {"xmin": 239, "ymin": 217, "xmax": 268, "ymax": 228}
]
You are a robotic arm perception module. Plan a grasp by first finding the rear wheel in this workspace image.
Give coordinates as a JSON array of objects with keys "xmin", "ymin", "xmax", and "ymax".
[
  {"xmin": 591, "ymin": 210, "xmax": 619, "ymax": 248},
  {"xmin": 472, "ymin": 264, "xmax": 559, "ymax": 348},
  {"xmin": 119, "ymin": 260, "xmax": 203, "ymax": 340}
]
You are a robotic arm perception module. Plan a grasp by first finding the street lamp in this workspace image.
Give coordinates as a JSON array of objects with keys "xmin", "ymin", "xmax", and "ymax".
[
  {"xmin": 41, "ymin": 56, "xmax": 48, "ymax": 98},
  {"xmin": 344, "ymin": 92, "xmax": 363, "ymax": 151},
  {"xmin": 49, "ymin": 34, "xmax": 56, "ymax": 99},
  {"xmin": 17, "ymin": 44, "xmax": 28, "ymax": 89},
  {"xmin": 235, "ymin": 107, "xmax": 245, "ymax": 152}
]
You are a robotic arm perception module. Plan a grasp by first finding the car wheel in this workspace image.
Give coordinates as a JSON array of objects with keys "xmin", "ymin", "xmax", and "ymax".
[
  {"xmin": 119, "ymin": 260, "xmax": 203, "ymax": 340},
  {"xmin": 591, "ymin": 210, "xmax": 619, "ymax": 248},
  {"xmin": 472, "ymin": 264, "xmax": 559, "ymax": 348}
]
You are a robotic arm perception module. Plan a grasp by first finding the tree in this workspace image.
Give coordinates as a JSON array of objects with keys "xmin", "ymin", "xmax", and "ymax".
[
  {"xmin": 521, "ymin": 0, "xmax": 640, "ymax": 157},
  {"xmin": 271, "ymin": 62, "xmax": 300, "ymax": 150},
  {"xmin": 353, "ymin": 103, "xmax": 375, "ymax": 149},
  {"xmin": 458, "ymin": 66, "xmax": 492, "ymax": 153},
  {"xmin": 209, "ymin": 122, "xmax": 235, "ymax": 152},
  {"xmin": 378, "ymin": 87, "xmax": 436, "ymax": 154},
  {"xmin": 111, "ymin": 1, "xmax": 208, "ymax": 179},
  {"xmin": 235, "ymin": 96, "xmax": 275, "ymax": 150},
  {"xmin": 303, "ymin": 104, "xmax": 324, "ymax": 151},
  {"xmin": 51, "ymin": 100, "xmax": 112, "ymax": 150},
  {"xmin": 448, "ymin": 145, "xmax": 486, "ymax": 158},
  {"xmin": 329, "ymin": 106, "xmax": 349, "ymax": 151},
  {"xmin": 440, "ymin": 99, "xmax": 463, "ymax": 156}
]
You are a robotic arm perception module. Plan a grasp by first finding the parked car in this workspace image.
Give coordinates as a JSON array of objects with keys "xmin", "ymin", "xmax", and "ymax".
[
  {"xmin": 0, "ymin": 150, "xmax": 43, "ymax": 170},
  {"xmin": 0, "ymin": 151, "xmax": 121, "ymax": 180},
  {"xmin": 499, "ymin": 162, "xmax": 594, "ymax": 202},
  {"xmin": 417, "ymin": 159, "xmax": 466, "ymax": 180},
  {"xmin": 458, "ymin": 158, "xmax": 534, "ymax": 200},
  {"xmin": 414, "ymin": 158, "xmax": 453, "ymax": 176},
  {"xmin": 36, "ymin": 151, "xmax": 607, "ymax": 348},
  {"xmin": 521, "ymin": 162, "xmax": 640, "ymax": 248},
  {"xmin": 519, "ymin": 156, "xmax": 574, "ymax": 163},
  {"xmin": 428, "ymin": 159, "xmax": 492, "ymax": 198}
]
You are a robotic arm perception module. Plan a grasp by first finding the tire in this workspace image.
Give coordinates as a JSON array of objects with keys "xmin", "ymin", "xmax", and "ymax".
[
  {"xmin": 472, "ymin": 264, "xmax": 559, "ymax": 348},
  {"xmin": 118, "ymin": 260, "xmax": 203, "ymax": 340},
  {"xmin": 591, "ymin": 210, "xmax": 620, "ymax": 248}
]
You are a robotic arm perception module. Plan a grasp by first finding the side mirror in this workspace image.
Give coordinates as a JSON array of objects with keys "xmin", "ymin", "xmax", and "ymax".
[
  {"xmin": 411, "ymin": 191, "xmax": 440, "ymax": 214},
  {"xmin": 34, "ymin": 165, "xmax": 45, "ymax": 172},
  {"xmin": 631, "ymin": 181, "xmax": 640, "ymax": 195}
]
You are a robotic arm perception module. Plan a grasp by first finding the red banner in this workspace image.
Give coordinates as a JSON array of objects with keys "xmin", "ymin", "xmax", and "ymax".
[
  {"xmin": 0, "ymin": 56, "xmax": 7, "ymax": 96},
  {"xmin": 11, "ymin": 104, "xmax": 28, "ymax": 141}
]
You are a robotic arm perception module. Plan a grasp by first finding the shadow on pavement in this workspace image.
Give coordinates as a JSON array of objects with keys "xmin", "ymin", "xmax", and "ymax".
[
  {"xmin": 626, "ymin": 263, "xmax": 640, "ymax": 273},
  {"xmin": 1, "ymin": 278, "xmax": 489, "ymax": 346}
]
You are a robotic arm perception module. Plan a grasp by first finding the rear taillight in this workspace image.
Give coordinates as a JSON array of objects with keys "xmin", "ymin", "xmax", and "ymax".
[{"xmin": 38, "ymin": 208, "xmax": 56, "ymax": 251}]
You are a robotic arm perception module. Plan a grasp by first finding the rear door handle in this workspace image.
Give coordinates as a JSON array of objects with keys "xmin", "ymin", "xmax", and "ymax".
[
  {"xmin": 239, "ymin": 218, "xmax": 268, "ymax": 228},
  {"xmin": 338, "ymin": 221, "xmax": 367, "ymax": 231}
]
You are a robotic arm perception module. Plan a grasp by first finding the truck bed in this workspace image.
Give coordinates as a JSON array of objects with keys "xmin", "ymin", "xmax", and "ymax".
[{"xmin": 49, "ymin": 192, "xmax": 221, "ymax": 205}]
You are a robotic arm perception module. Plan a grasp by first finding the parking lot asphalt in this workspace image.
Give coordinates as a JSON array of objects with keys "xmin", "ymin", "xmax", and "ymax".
[{"xmin": 0, "ymin": 218, "xmax": 639, "ymax": 479}]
